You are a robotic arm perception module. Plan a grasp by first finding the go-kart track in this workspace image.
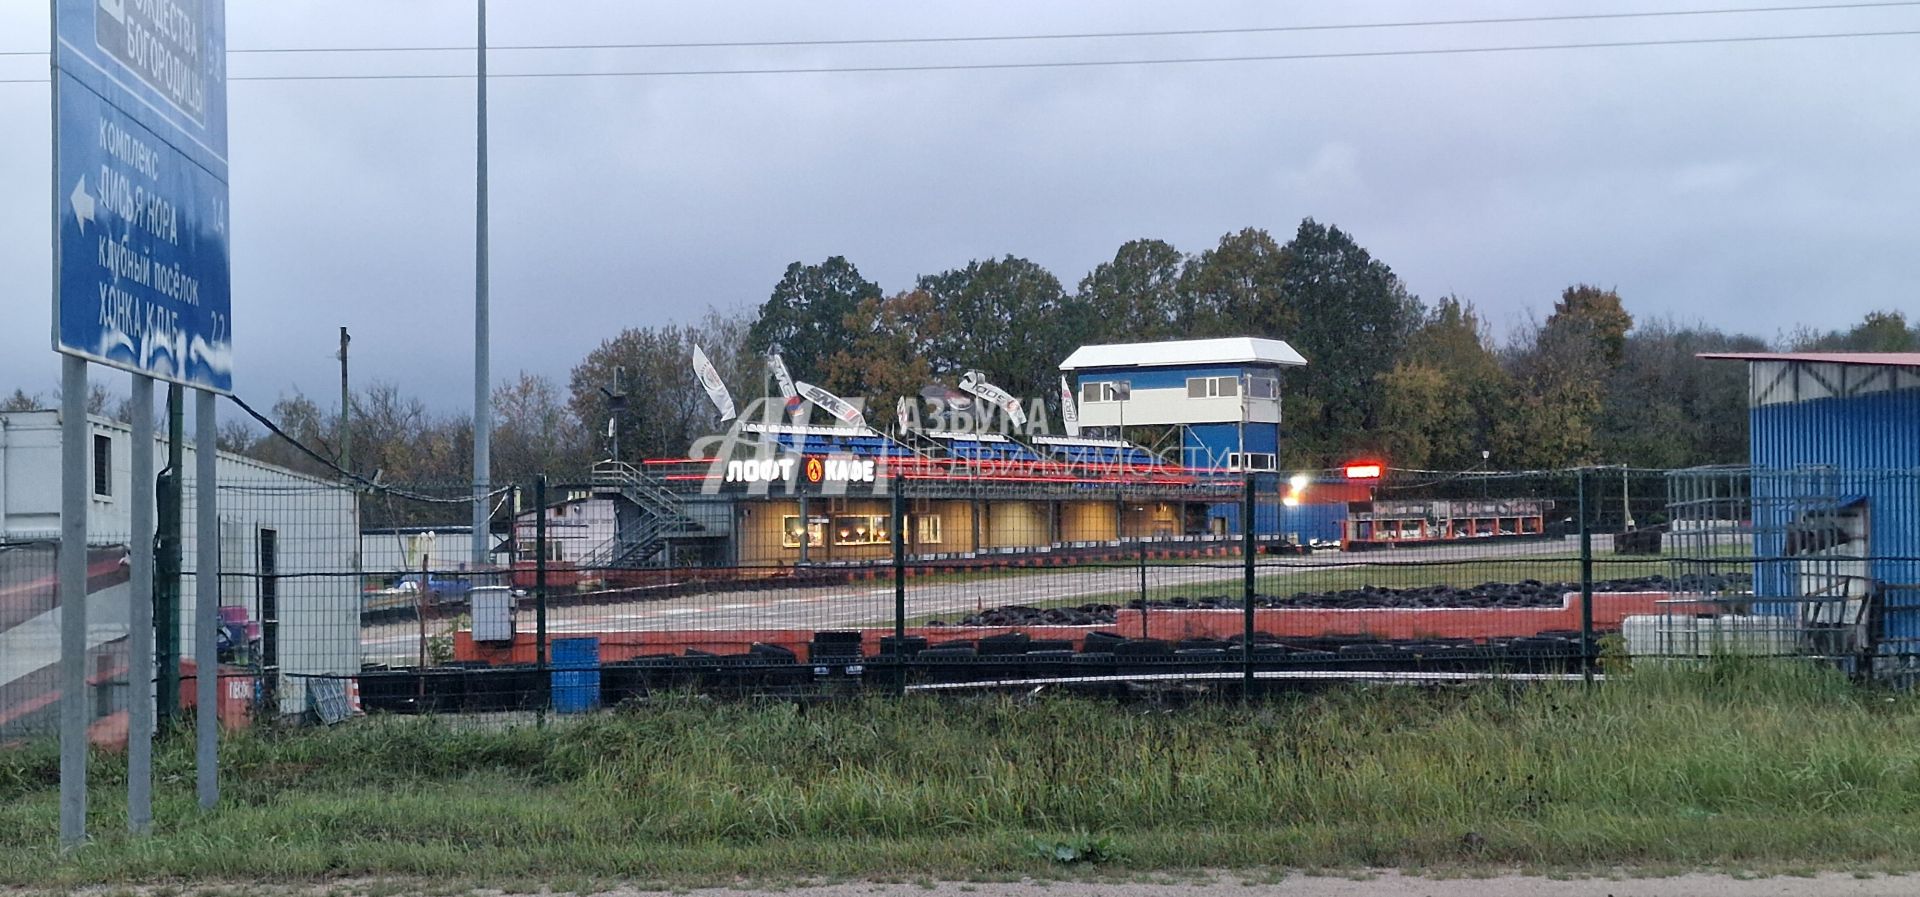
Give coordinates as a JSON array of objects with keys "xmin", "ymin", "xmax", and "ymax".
[
  {"xmin": 352, "ymin": 534, "xmax": 1730, "ymax": 713},
  {"xmin": 359, "ymin": 537, "xmax": 1618, "ymax": 664}
]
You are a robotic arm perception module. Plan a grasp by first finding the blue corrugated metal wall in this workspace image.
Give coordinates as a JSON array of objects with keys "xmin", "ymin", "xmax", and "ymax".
[
  {"xmin": 1184, "ymin": 421, "xmax": 1281, "ymax": 467},
  {"xmin": 1205, "ymin": 501, "xmax": 1346, "ymax": 542},
  {"xmin": 1750, "ymin": 384, "xmax": 1920, "ymax": 650}
]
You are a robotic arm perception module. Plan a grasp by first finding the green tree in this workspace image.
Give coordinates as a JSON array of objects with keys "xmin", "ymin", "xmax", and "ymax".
[
  {"xmin": 1178, "ymin": 228, "xmax": 1291, "ymax": 339},
  {"xmin": 1377, "ymin": 297, "xmax": 1510, "ymax": 469},
  {"xmin": 1485, "ymin": 285, "xmax": 1637, "ymax": 468},
  {"xmin": 746, "ymin": 257, "xmax": 881, "ymax": 393},
  {"xmin": 1076, "ymin": 238, "xmax": 1188, "ymax": 342},
  {"xmin": 1792, "ymin": 310, "xmax": 1919, "ymax": 352},
  {"xmin": 1550, "ymin": 284, "xmax": 1634, "ymax": 365},
  {"xmin": 569, "ymin": 312, "xmax": 756, "ymax": 463},
  {"xmin": 492, "ymin": 371, "xmax": 590, "ymax": 481},
  {"xmin": 916, "ymin": 256, "xmax": 1085, "ymax": 400},
  {"xmin": 825, "ymin": 288, "xmax": 941, "ymax": 422},
  {"xmin": 1279, "ymin": 219, "xmax": 1425, "ymax": 465},
  {"xmin": 1, "ymin": 389, "xmax": 42, "ymax": 412},
  {"xmin": 1598, "ymin": 321, "xmax": 1766, "ymax": 467}
]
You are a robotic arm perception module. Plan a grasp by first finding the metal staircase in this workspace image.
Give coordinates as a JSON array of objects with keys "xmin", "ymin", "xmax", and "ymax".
[{"xmin": 587, "ymin": 460, "xmax": 705, "ymax": 568}]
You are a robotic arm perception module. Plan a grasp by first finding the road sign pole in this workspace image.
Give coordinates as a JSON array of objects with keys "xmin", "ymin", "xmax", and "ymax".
[
  {"xmin": 58, "ymin": 355, "xmax": 90, "ymax": 847},
  {"xmin": 195, "ymin": 388, "xmax": 219, "ymax": 810},
  {"xmin": 158, "ymin": 385, "xmax": 183, "ymax": 726},
  {"xmin": 128, "ymin": 373, "xmax": 155, "ymax": 834}
]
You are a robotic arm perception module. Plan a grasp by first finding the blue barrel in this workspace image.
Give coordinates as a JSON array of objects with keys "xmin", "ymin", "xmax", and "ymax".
[{"xmin": 550, "ymin": 637, "xmax": 601, "ymax": 713}]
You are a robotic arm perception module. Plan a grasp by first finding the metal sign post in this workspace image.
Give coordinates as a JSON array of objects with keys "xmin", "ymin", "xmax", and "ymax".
[
  {"xmin": 195, "ymin": 390, "xmax": 220, "ymax": 809},
  {"xmin": 57, "ymin": 358, "xmax": 88, "ymax": 847},
  {"xmin": 51, "ymin": 0, "xmax": 230, "ymax": 842},
  {"xmin": 127, "ymin": 375, "xmax": 155, "ymax": 833}
]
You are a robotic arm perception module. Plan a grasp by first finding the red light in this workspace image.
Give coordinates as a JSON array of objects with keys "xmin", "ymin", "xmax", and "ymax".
[{"xmin": 1344, "ymin": 463, "xmax": 1383, "ymax": 480}]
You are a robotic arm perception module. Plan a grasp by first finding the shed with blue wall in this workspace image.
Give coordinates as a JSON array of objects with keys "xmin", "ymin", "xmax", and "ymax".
[{"xmin": 1701, "ymin": 352, "xmax": 1920, "ymax": 656}]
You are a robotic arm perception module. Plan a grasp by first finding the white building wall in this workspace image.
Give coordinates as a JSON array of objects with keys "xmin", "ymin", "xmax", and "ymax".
[
  {"xmin": 1075, "ymin": 389, "xmax": 1282, "ymax": 427},
  {"xmin": 0, "ymin": 410, "xmax": 360, "ymax": 718},
  {"xmin": 361, "ymin": 529, "xmax": 474, "ymax": 578},
  {"xmin": 513, "ymin": 497, "xmax": 618, "ymax": 563}
]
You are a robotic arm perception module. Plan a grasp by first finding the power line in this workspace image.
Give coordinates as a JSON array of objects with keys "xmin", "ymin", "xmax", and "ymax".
[
  {"xmin": 3, "ymin": 27, "xmax": 1916, "ymax": 84},
  {"xmin": 225, "ymin": 393, "xmax": 505, "ymax": 505},
  {"xmin": 1, "ymin": 1, "xmax": 1916, "ymax": 57}
]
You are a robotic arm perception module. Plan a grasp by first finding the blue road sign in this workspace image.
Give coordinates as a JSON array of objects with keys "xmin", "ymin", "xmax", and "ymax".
[{"xmin": 53, "ymin": 0, "xmax": 230, "ymax": 393}]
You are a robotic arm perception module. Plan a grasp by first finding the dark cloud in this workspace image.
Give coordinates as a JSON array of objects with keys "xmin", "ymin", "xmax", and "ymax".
[{"xmin": 3, "ymin": 0, "xmax": 1916, "ymax": 406}]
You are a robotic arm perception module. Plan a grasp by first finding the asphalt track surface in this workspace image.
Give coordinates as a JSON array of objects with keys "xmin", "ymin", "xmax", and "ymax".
[{"xmin": 361, "ymin": 538, "xmax": 1610, "ymax": 664}]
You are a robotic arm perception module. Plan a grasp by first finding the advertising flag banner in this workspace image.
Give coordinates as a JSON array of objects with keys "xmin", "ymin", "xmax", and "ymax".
[
  {"xmin": 795, "ymin": 380, "xmax": 866, "ymax": 428},
  {"xmin": 692, "ymin": 345, "xmax": 736, "ymax": 421},
  {"xmin": 958, "ymin": 370, "xmax": 1026, "ymax": 427},
  {"xmin": 767, "ymin": 353, "xmax": 798, "ymax": 398},
  {"xmin": 1059, "ymin": 376, "xmax": 1080, "ymax": 437}
]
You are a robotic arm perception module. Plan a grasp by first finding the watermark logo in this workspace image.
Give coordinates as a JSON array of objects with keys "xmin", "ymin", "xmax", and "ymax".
[{"xmin": 686, "ymin": 387, "xmax": 1196, "ymax": 493}]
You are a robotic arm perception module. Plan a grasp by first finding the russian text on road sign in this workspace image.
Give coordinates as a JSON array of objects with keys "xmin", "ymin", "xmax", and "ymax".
[{"xmin": 53, "ymin": 0, "xmax": 231, "ymax": 392}]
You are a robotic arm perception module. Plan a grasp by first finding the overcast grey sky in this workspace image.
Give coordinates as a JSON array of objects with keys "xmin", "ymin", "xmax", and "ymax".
[{"xmin": 4, "ymin": 1, "xmax": 1917, "ymax": 410}]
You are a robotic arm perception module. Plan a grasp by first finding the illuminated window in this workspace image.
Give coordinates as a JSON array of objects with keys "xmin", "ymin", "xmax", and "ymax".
[
  {"xmin": 915, "ymin": 514, "xmax": 943, "ymax": 544},
  {"xmin": 831, "ymin": 514, "xmax": 892, "ymax": 546},
  {"xmin": 781, "ymin": 516, "xmax": 826, "ymax": 548}
]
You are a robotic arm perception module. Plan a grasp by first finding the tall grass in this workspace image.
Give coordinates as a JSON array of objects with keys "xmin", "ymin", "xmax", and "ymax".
[{"xmin": 5, "ymin": 661, "xmax": 1920, "ymax": 884}]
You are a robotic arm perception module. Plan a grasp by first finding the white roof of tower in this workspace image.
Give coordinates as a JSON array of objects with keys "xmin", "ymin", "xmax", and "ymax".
[{"xmin": 1058, "ymin": 337, "xmax": 1308, "ymax": 371}]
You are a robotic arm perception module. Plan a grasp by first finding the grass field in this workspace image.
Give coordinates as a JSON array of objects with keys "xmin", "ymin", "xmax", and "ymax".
[{"xmin": 5, "ymin": 661, "xmax": 1910, "ymax": 888}]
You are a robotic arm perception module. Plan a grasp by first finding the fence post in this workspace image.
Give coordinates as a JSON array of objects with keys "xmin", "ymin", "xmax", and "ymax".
[
  {"xmin": 1243, "ymin": 473, "xmax": 1257, "ymax": 700},
  {"xmin": 892, "ymin": 473, "xmax": 907, "ymax": 694},
  {"xmin": 1578, "ymin": 468, "xmax": 1594, "ymax": 684},
  {"xmin": 416, "ymin": 554, "xmax": 429, "ymax": 705},
  {"xmin": 1137, "ymin": 538, "xmax": 1149, "ymax": 639},
  {"xmin": 535, "ymin": 475, "xmax": 549, "ymax": 713}
]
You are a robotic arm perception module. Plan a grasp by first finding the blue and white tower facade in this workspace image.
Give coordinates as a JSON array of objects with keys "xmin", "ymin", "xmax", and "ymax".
[{"xmin": 1059, "ymin": 337, "xmax": 1308, "ymax": 471}]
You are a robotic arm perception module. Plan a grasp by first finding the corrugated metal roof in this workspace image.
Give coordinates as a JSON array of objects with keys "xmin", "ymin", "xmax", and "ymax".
[
  {"xmin": 1059, "ymin": 337, "xmax": 1308, "ymax": 371},
  {"xmin": 1699, "ymin": 351, "xmax": 1920, "ymax": 368}
]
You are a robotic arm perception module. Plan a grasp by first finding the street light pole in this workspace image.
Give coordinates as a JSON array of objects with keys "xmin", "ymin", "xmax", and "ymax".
[{"xmin": 470, "ymin": 0, "xmax": 491, "ymax": 566}]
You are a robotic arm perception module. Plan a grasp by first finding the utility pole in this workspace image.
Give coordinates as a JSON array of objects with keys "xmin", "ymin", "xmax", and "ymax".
[
  {"xmin": 470, "ymin": 0, "xmax": 492, "ymax": 567},
  {"xmin": 338, "ymin": 327, "xmax": 351, "ymax": 474}
]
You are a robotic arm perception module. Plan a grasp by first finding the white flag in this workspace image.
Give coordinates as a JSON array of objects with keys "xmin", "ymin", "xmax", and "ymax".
[
  {"xmin": 1059, "ymin": 376, "xmax": 1080, "ymax": 438},
  {"xmin": 958, "ymin": 370, "xmax": 1027, "ymax": 427},
  {"xmin": 767, "ymin": 353, "xmax": 798, "ymax": 399},
  {"xmin": 691, "ymin": 345, "xmax": 736, "ymax": 421},
  {"xmin": 795, "ymin": 380, "xmax": 866, "ymax": 428}
]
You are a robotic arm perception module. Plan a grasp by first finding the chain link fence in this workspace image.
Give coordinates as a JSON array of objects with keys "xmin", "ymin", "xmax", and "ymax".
[{"xmin": 9, "ymin": 463, "xmax": 1915, "ymax": 743}]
